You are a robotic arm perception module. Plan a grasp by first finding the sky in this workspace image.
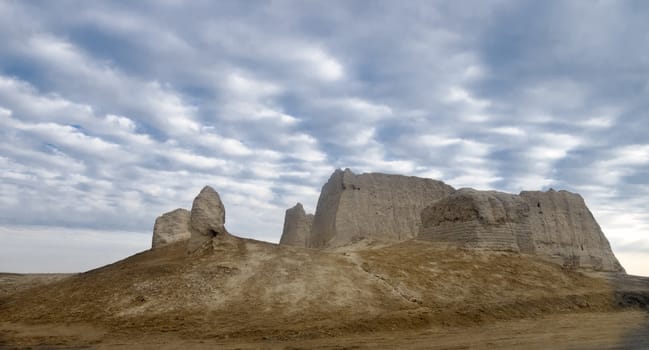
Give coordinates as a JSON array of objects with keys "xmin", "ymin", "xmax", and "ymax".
[{"xmin": 0, "ymin": 0, "xmax": 648, "ymax": 276}]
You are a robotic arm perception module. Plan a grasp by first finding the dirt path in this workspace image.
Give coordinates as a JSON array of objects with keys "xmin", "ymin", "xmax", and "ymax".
[{"xmin": 3, "ymin": 311, "xmax": 646, "ymax": 349}]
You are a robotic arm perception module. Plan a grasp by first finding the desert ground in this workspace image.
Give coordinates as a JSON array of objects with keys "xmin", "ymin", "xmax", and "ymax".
[
  {"xmin": 1, "ymin": 237, "xmax": 648, "ymax": 349},
  {"xmin": 1, "ymin": 311, "xmax": 648, "ymax": 349}
]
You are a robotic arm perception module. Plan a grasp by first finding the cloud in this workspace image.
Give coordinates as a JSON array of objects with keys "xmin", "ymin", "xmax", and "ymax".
[
  {"xmin": 0, "ymin": 1, "xmax": 647, "ymax": 275},
  {"xmin": 293, "ymin": 47, "xmax": 345, "ymax": 81}
]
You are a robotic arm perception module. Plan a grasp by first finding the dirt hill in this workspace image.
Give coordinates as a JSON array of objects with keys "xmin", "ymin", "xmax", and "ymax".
[{"xmin": 1, "ymin": 235, "xmax": 648, "ymax": 348}]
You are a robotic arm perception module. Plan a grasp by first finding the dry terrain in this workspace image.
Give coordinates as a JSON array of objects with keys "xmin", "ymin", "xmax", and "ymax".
[
  {"xmin": 1, "ymin": 236, "xmax": 648, "ymax": 349},
  {"xmin": 0, "ymin": 273, "xmax": 72, "ymax": 299}
]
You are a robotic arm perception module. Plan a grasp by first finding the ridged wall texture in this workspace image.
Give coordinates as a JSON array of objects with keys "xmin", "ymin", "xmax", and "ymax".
[
  {"xmin": 420, "ymin": 188, "xmax": 624, "ymax": 272},
  {"xmin": 420, "ymin": 189, "xmax": 534, "ymax": 253}
]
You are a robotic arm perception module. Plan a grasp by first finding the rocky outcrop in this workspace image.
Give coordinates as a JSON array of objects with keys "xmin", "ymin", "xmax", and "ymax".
[
  {"xmin": 150, "ymin": 186, "xmax": 230, "ymax": 253},
  {"xmin": 187, "ymin": 186, "xmax": 229, "ymax": 252},
  {"xmin": 308, "ymin": 168, "xmax": 455, "ymax": 248},
  {"xmin": 420, "ymin": 188, "xmax": 624, "ymax": 272},
  {"xmin": 279, "ymin": 203, "xmax": 313, "ymax": 247},
  {"xmin": 151, "ymin": 208, "xmax": 191, "ymax": 249}
]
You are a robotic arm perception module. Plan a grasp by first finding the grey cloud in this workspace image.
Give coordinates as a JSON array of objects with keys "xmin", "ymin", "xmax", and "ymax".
[{"xmin": 0, "ymin": 1, "xmax": 648, "ymax": 274}]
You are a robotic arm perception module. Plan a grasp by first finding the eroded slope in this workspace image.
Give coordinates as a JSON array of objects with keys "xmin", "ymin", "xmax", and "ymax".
[{"xmin": 2, "ymin": 235, "xmax": 640, "ymax": 346}]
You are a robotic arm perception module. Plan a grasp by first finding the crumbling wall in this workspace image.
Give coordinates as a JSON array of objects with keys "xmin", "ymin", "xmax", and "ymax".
[
  {"xmin": 279, "ymin": 203, "xmax": 313, "ymax": 247},
  {"xmin": 187, "ymin": 186, "xmax": 229, "ymax": 252},
  {"xmin": 151, "ymin": 186, "xmax": 230, "ymax": 253},
  {"xmin": 151, "ymin": 208, "xmax": 191, "ymax": 249},
  {"xmin": 520, "ymin": 190, "xmax": 624, "ymax": 272},
  {"xmin": 420, "ymin": 188, "xmax": 624, "ymax": 272},
  {"xmin": 309, "ymin": 168, "xmax": 455, "ymax": 247},
  {"xmin": 420, "ymin": 189, "xmax": 535, "ymax": 253}
]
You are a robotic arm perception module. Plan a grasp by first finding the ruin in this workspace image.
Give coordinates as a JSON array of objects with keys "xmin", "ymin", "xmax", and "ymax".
[
  {"xmin": 277, "ymin": 169, "xmax": 624, "ymax": 272},
  {"xmin": 279, "ymin": 203, "xmax": 313, "ymax": 248},
  {"xmin": 152, "ymin": 169, "xmax": 623, "ymax": 272},
  {"xmin": 151, "ymin": 208, "xmax": 191, "ymax": 249},
  {"xmin": 150, "ymin": 185, "xmax": 229, "ymax": 252},
  {"xmin": 187, "ymin": 186, "xmax": 229, "ymax": 252},
  {"xmin": 419, "ymin": 188, "xmax": 534, "ymax": 253},
  {"xmin": 420, "ymin": 188, "xmax": 624, "ymax": 272},
  {"xmin": 520, "ymin": 190, "xmax": 624, "ymax": 272},
  {"xmin": 305, "ymin": 168, "xmax": 455, "ymax": 248}
]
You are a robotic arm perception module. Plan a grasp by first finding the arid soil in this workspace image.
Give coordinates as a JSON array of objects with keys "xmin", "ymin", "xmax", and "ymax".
[
  {"xmin": 0, "ymin": 273, "xmax": 72, "ymax": 298},
  {"xmin": 1, "ymin": 236, "xmax": 648, "ymax": 349},
  {"xmin": 1, "ymin": 311, "xmax": 647, "ymax": 349}
]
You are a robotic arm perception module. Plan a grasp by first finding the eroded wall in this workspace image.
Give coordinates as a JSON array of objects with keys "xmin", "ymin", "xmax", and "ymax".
[
  {"xmin": 279, "ymin": 203, "xmax": 313, "ymax": 248},
  {"xmin": 420, "ymin": 188, "xmax": 624, "ymax": 272},
  {"xmin": 309, "ymin": 169, "xmax": 455, "ymax": 247}
]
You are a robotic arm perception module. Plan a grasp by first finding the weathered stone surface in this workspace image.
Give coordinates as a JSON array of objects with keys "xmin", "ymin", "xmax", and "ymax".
[
  {"xmin": 520, "ymin": 190, "xmax": 624, "ymax": 272},
  {"xmin": 420, "ymin": 188, "xmax": 624, "ymax": 272},
  {"xmin": 279, "ymin": 203, "xmax": 313, "ymax": 247},
  {"xmin": 420, "ymin": 189, "xmax": 535, "ymax": 253},
  {"xmin": 151, "ymin": 208, "xmax": 191, "ymax": 249},
  {"xmin": 188, "ymin": 186, "xmax": 228, "ymax": 252},
  {"xmin": 308, "ymin": 168, "xmax": 455, "ymax": 247}
]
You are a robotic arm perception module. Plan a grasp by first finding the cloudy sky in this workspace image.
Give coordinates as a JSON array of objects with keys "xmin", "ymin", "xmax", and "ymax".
[{"xmin": 0, "ymin": 0, "xmax": 648, "ymax": 275}]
